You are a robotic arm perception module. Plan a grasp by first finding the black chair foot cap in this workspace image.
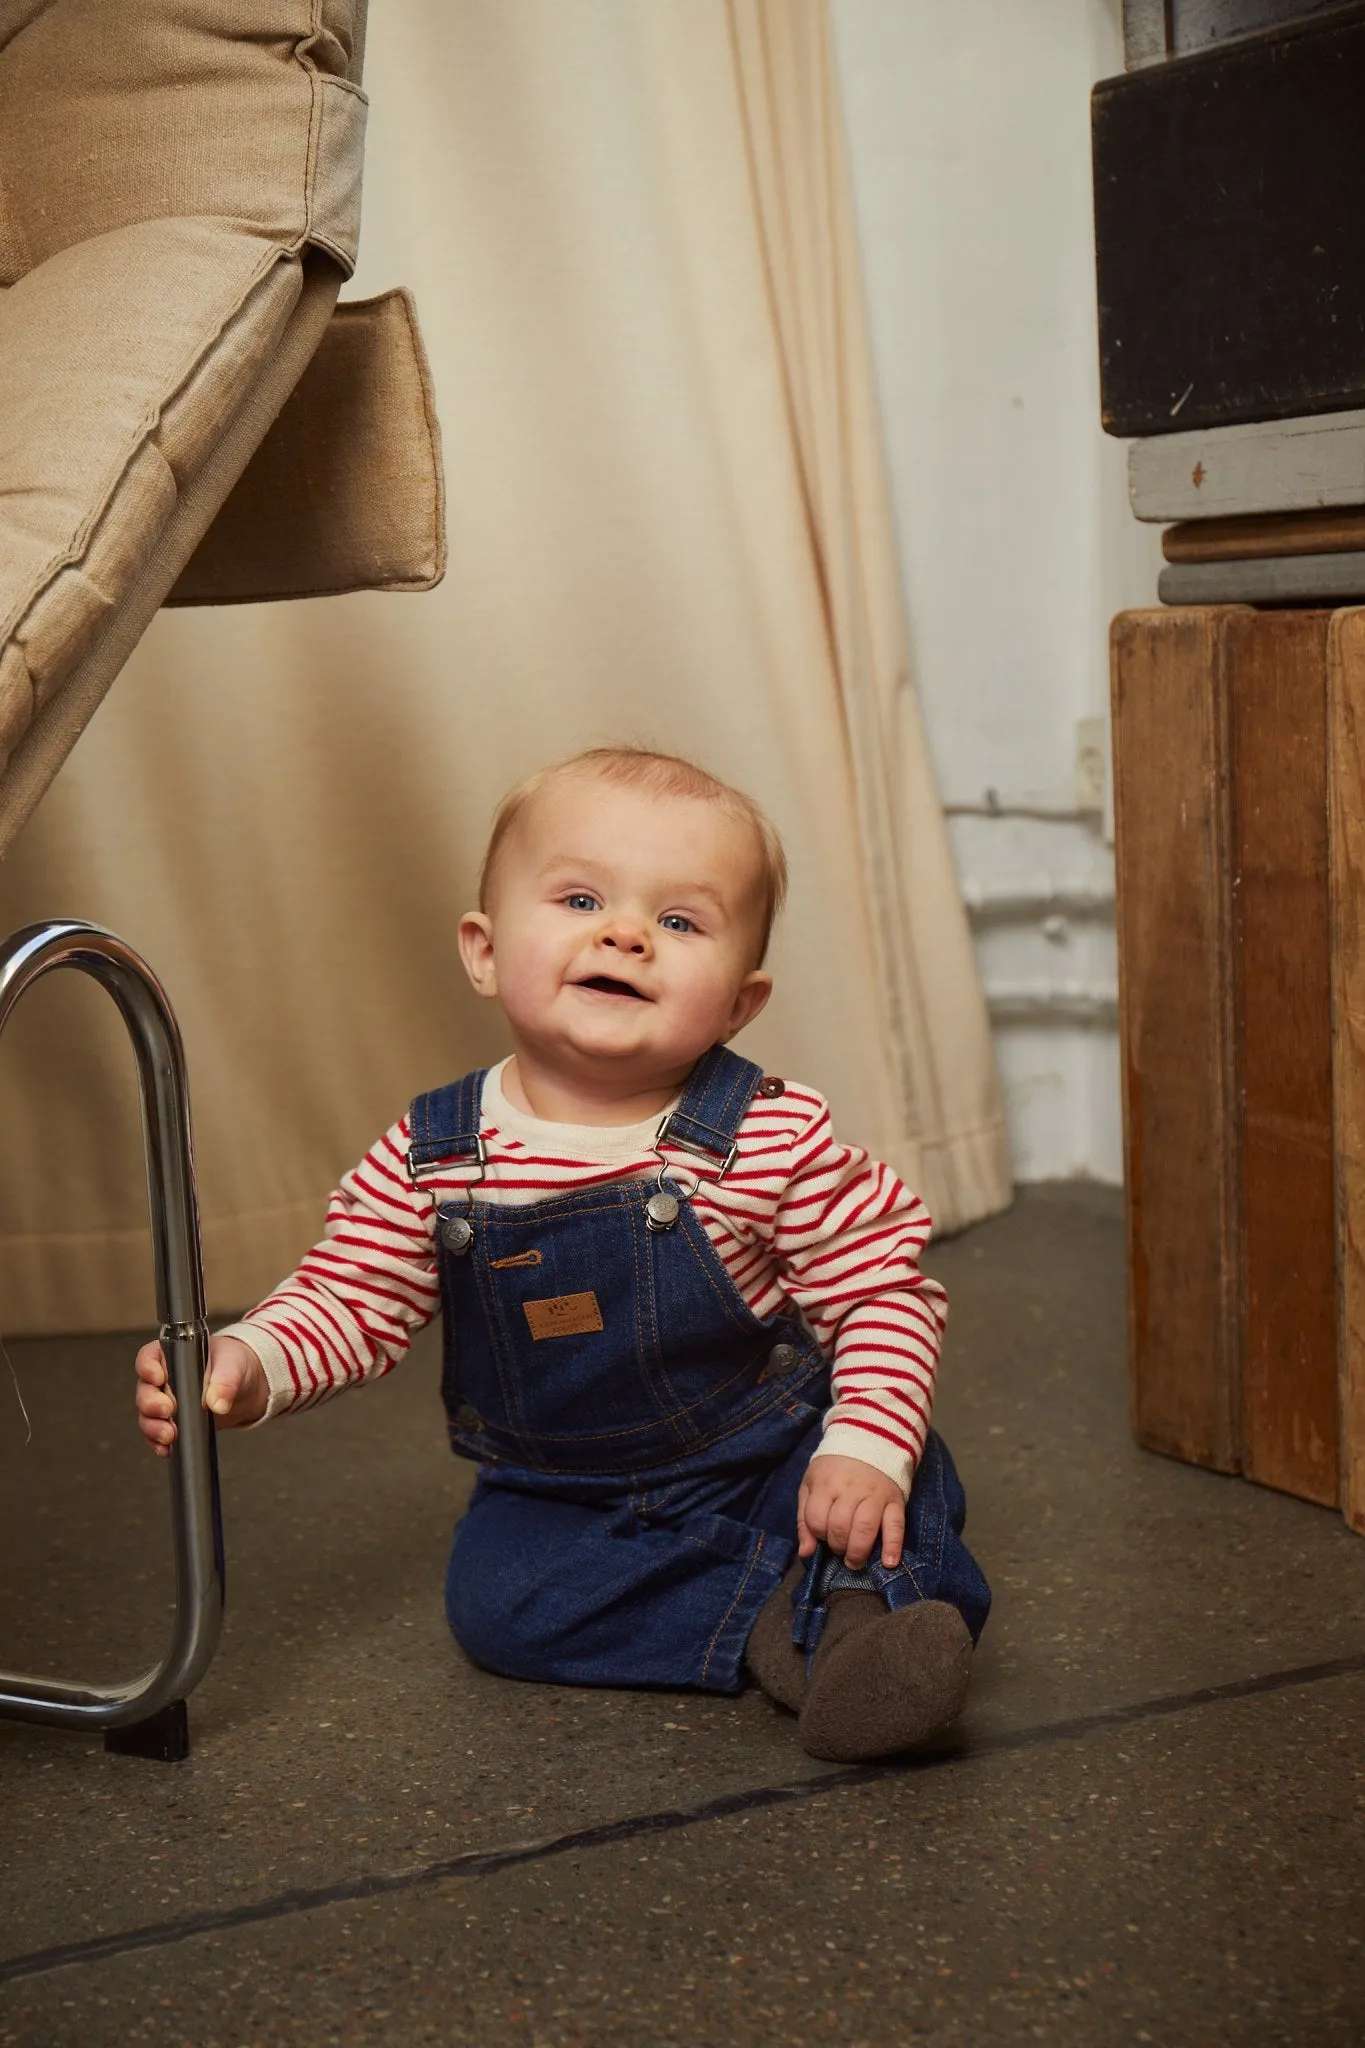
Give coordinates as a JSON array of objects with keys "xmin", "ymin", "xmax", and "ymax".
[{"xmin": 104, "ymin": 1698, "xmax": 190, "ymax": 1762}]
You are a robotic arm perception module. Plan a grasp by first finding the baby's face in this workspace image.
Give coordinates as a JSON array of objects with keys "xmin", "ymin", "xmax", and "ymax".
[{"xmin": 462, "ymin": 773, "xmax": 772, "ymax": 1089}]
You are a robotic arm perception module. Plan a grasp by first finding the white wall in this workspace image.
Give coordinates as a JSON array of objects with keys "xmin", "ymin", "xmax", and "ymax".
[{"xmin": 831, "ymin": 0, "xmax": 1164, "ymax": 1182}]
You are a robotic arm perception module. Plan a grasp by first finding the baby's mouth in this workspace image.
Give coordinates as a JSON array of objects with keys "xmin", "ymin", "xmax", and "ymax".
[{"xmin": 575, "ymin": 975, "xmax": 650, "ymax": 1000}]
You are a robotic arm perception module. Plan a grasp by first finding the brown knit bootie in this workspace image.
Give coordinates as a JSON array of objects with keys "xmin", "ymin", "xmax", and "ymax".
[
  {"xmin": 744, "ymin": 1562, "xmax": 809, "ymax": 1713},
  {"xmin": 797, "ymin": 1591, "xmax": 972, "ymax": 1762}
]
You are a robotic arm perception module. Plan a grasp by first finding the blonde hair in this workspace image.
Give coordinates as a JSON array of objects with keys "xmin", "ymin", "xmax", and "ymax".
[{"xmin": 479, "ymin": 745, "xmax": 788, "ymax": 963}]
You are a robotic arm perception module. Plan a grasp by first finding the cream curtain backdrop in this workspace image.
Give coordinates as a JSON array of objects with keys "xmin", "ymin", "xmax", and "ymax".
[{"xmin": 0, "ymin": 0, "xmax": 1009, "ymax": 1335}]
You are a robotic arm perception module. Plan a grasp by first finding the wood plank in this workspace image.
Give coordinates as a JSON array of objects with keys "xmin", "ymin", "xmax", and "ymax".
[
  {"xmin": 1164, "ymin": 508, "xmax": 1365, "ymax": 563},
  {"xmin": 1094, "ymin": 9, "xmax": 1365, "ymax": 436},
  {"xmin": 1125, "ymin": 0, "xmax": 1352, "ymax": 68},
  {"xmin": 1329, "ymin": 608, "xmax": 1365, "ymax": 1533},
  {"xmin": 1129, "ymin": 410, "xmax": 1365, "ymax": 524},
  {"xmin": 1226, "ymin": 610, "xmax": 1338, "ymax": 1505},
  {"xmin": 1159, "ymin": 554, "xmax": 1365, "ymax": 606},
  {"xmin": 1122, "ymin": 0, "xmax": 1169, "ymax": 66},
  {"xmin": 1111, "ymin": 609, "xmax": 1241, "ymax": 1471},
  {"xmin": 1172, "ymin": 1, "xmax": 1356, "ymax": 56}
]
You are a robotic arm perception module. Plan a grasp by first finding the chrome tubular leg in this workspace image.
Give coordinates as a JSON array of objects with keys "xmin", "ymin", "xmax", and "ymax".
[{"xmin": 0, "ymin": 922, "xmax": 224, "ymax": 1750}]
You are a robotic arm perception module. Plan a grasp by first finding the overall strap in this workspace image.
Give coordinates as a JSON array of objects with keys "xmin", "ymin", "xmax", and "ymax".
[
  {"xmin": 407, "ymin": 1069, "xmax": 488, "ymax": 1184},
  {"xmin": 655, "ymin": 1043, "xmax": 764, "ymax": 1181}
]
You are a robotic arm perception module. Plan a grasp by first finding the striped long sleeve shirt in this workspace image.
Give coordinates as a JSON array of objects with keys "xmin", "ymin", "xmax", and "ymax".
[{"xmin": 220, "ymin": 1060, "xmax": 947, "ymax": 1495}]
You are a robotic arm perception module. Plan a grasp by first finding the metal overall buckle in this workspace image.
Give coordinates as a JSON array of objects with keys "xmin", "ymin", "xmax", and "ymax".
[
  {"xmin": 412, "ymin": 1133, "xmax": 488, "ymax": 1257},
  {"xmin": 644, "ymin": 1161, "xmax": 700, "ymax": 1234},
  {"xmin": 646, "ymin": 1107, "xmax": 737, "ymax": 1233}
]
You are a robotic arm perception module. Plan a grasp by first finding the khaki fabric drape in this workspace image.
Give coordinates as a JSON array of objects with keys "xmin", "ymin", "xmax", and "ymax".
[{"xmin": 0, "ymin": 0, "xmax": 1009, "ymax": 1336}]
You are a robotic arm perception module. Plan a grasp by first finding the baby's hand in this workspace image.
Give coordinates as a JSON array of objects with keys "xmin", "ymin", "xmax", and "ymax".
[
  {"xmin": 797, "ymin": 1454, "xmax": 906, "ymax": 1570},
  {"xmin": 134, "ymin": 1333, "xmax": 268, "ymax": 1457}
]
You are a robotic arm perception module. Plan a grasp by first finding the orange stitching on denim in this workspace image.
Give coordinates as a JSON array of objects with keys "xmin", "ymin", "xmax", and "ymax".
[
  {"xmin": 701, "ymin": 1532, "xmax": 766, "ymax": 1684},
  {"xmin": 630, "ymin": 1194, "xmax": 687, "ymax": 1447},
  {"xmin": 676, "ymin": 1211, "xmax": 767, "ymax": 1336},
  {"xmin": 639, "ymin": 1194, "xmax": 698, "ymax": 1441}
]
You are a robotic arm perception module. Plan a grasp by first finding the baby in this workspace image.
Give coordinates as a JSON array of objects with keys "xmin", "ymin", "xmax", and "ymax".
[{"xmin": 135, "ymin": 746, "xmax": 990, "ymax": 1760}]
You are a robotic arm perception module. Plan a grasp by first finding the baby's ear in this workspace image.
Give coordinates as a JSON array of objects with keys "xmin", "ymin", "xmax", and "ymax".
[
  {"xmin": 458, "ymin": 911, "xmax": 498, "ymax": 998},
  {"xmin": 724, "ymin": 969, "xmax": 772, "ymax": 1039}
]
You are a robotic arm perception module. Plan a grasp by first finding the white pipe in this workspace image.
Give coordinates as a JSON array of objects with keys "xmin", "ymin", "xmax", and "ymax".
[
  {"xmin": 985, "ymin": 979, "xmax": 1119, "ymax": 1025},
  {"xmin": 961, "ymin": 873, "xmax": 1116, "ymax": 920},
  {"xmin": 944, "ymin": 795, "xmax": 1091, "ymax": 821}
]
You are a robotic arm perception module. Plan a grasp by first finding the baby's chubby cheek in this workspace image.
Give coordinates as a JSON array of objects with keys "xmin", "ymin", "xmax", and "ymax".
[{"xmin": 481, "ymin": 960, "xmax": 554, "ymax": 1039}]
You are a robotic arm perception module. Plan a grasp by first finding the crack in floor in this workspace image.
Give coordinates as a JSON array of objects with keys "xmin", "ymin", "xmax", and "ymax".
[{"xmin": 4, "ymin": 1646, "xmax": 1364, "ymax": 1987}]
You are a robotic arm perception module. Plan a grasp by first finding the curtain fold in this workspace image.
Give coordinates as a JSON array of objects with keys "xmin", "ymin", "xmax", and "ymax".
[
  {"xmin": 0, "ymin": 0, "xmax": 1008, "ymax": 1336},
  {"xmin": 726, "ymin": 0, "xmax": 1010, "ymax": 1226}
]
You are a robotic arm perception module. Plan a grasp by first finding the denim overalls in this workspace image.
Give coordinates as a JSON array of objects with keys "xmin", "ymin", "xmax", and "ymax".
[{"xmin": 408, "ymin": 1045, "xmax": 990, "ymax": 1695}]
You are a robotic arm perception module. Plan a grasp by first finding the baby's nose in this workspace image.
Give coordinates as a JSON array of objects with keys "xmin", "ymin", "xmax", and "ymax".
[{"xmin": 601, "ymin": 921, "xmax": 650, "ymax": 957}]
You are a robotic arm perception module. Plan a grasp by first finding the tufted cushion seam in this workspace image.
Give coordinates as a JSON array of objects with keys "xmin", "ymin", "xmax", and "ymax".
[{"xmin": 0, "ymin": 230, "xmax": 295, "ymax": 655}]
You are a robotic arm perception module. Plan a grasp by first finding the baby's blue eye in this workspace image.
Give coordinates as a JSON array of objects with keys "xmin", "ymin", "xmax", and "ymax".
[
  {"xmin": 659, "ymin": 913, "xmax": 695, "ymax": 934},
  {"xmin": 564, "ymin": 892, "xmax": 599, "ymax": 912}
]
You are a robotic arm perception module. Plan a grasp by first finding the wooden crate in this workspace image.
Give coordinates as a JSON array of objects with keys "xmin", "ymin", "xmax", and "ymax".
[
  {"xmin": 1329, "ymin": 609, "xmax": 1365, "ymax": 1532},
  {"xmin": 1112, "ymin": 605, "xmax": 1359, "ymax": 1519}
]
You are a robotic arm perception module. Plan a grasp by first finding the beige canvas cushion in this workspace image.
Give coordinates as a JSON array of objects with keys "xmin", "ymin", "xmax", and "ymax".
[
  {"xmin": 0, "ymin": 217, "xmax": 305, "ymax": 772},
  {"xmin": 0, "ymin": 0, "xmax": 448, "ymax": 845},
  {"xmin": 0, "ymin": 1, "xmax": 367, "ymax": 284},
  {"xmin": 169, "ymin": 289, "xmax": 445, "ymax": 605}
]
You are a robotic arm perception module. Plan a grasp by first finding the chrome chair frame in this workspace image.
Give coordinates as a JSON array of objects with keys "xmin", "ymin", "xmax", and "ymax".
[{"xmin": 0, "ymin": 921, "xmax": 223, "ymax": 1753}]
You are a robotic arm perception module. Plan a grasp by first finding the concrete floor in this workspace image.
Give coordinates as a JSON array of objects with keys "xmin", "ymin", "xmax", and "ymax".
[{"xmin": 1, "ymin": 1182, "xmax": 1363, "ymax": 2046}]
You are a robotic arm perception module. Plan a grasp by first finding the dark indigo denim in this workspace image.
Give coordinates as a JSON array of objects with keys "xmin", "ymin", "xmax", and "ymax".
[
  {"xmin": 795, "ymin": 1429, "xmax": 991, "ymax": 1676},
  {"xmin": 415, "ymin": 1047, "xmax": 991, "ymax": 1694}
]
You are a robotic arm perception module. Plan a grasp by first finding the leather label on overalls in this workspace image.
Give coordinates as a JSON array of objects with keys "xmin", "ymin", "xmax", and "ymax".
[{"xmin": 523, "ymin": 1291, "xmax": 604, "ymax": 1340}]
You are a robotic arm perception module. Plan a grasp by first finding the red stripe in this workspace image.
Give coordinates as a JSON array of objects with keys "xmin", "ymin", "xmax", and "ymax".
[
  {"xmin": 834, "ymin": 1360, "xmax": 934, "ymax": 1397},
  {"xmin": 325, "ymin": 1226, "xmax": 438, "ymax": 1268},
  {"xmin": 289, "ymin": 1300, "xmax": 356, "ymax": 1389},
  {"xmin": 326, "ymin": 1219, "xmax": 433, "ymax": 1261},
  {"xmin": 271, "ymin": 1314, "xmax": 326, "ymax": 1394},
  {"xmin": 787, "ymin": 1228, "xmax": 925, "ymax": 1281},
  {"xmin": 776, "ymin": 1171, "xmax": 889, "ymax": 1226},
  {"xmin": 835, "ymin": 1334, "xmax": 936, "ymax": 1369},
  {"xmin": 343, "ymin": 1178, "xmax": 422, "ymax": 1229},
  {"xmin": 273, "ymin": 1332, "xmax": 304, "ymax": 1399},
  {"xmin": 312, "ymin": 1252, "xmax": 438, "ymax": 1317},
  {"xmin": 731, "ymin": 1129, "xmax": 800, "ymax": 1153},
  {"xmin": 357, "ymin": 1152, "xmax": 413, "ymax": 1194},
  {"xmin": 842, "ymin": 1306, "xmax": 944, "ymax": 1336},
  {"xmin": 841, "ymin": 1305, "xmax": 946, "ymax": 1345},
  {"xmin": 836, "ymin": 1326, "xmax": 939, "ymax": 1360},
  {"xmin": 300, "ymin": 1250, "xmax": 420, "ymax": 1324},
  {"xmin": 807, "ymin": 1276, "xmax": 935, "ymax": 1314},
  {"xmin": 833, "ymin": 1415, "xmax": 921, "ymax": 1457},
  {"xmin": 295, "ymin": 1286, "xmax": 380, "ymax": 1378},
  {"xmin": 837, "ymin": 1392, "xmax": 926, "ymax": 1441},
  {"xmin": 307, "ymin": 1290, "xmax": 405, "ymax": 1351},
  {"xmin": 483, "ymin": 1151, "xmax": 656, "ymax": 1174},
  {"xmin": 815, "ymin": 1179, "xmax": 889, "ymax": 1240},
  {"xmin": 698, "ymin": 1192, "xmax": 782, "ymax": 1229}
]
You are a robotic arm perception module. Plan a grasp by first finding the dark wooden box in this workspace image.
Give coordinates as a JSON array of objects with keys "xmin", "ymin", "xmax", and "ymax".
[{"xmin": 1094, "ymin": 5, "xmax": 1365, "ymax": 437}]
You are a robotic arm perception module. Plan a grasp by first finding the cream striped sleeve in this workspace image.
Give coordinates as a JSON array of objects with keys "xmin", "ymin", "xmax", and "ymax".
[
  {"xmin": 217, "ymin": 1118, "xmax": 441, "ymax": 1420},
  {"xmin": 766, "ymin": 1095, "xmax": 946, "ymax": 1498}
]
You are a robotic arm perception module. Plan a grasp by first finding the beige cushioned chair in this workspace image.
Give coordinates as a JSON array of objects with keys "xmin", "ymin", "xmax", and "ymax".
[
  {"xmin": 0, "ymin": 0, "xmax": 444, "ymax": 857},
  {"xmin": 0, "ymin": 0, "xmax": 444, "ymax": 1757}
]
